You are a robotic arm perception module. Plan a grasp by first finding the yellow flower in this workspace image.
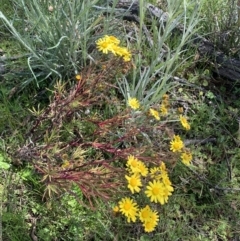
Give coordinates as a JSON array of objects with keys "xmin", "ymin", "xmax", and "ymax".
[
  {"xmin": 142, "ymin": 210, "xmax": 159, "ymax": 232},
  {"xmin": 181, "ymin": 151, "xmax": 193, "ymax": 166},
  {"xmin": 149, "ymin": 108, "xmax": 160, "ymax": 120},
  {"xmin": 112, "ymin": 46, "xmax": 132, "ymax": 61},
  {"xmin": 121, "ymin": 47, "xmax": 132, "ymax": 62},
  {"xmin": 96, "ymin": 36, "xmax": 114, "ymax": 54},
  {"xmin": 109, "ymin": 45, "xmax": 121, "ymax": 56},
  {"xmin": 119, "ymin": 197, "xmax": 139, "ymax": 223},
  {"xmin": 104, "ymin": 35, "xmax": 120, "ymax": 45},
  {"xmin": 128, "ymin": 97, "xmax": 140, "ymax": 110},
  {"xmin": 123, "ymin": 52, "xmax": 132, "ymax": 62},
  {"xmin": 96, "ymin": 35, "xmax": 131, "ymax": 61},
  {"xmin": 114, "ymin": 46, "xmax": 127, "ymax": 56},
  {"xmin": 126, "ymin": 155, "xmax": 148, "ymax": 176},
  {"xmin": 144, "ymin": 220, "xmax": 157, "ymax": 232},
  {"xmin": 139, "ymin": 205, "xmax": 159, "ymax": 232},
  {"xmin": 160, "ymin": 104, "xmax": 168, "ymax": 116},
  {"xmin": 139, "ymin": 205, "xmax": 152, "ymax": 223},
  {"xmin": 137, "ymin": 161, "xmax": 148, "ymax": 177},
  {"xmin": 75, "ymin": 74, "xmax": 81, "ymax": 81},
  {"xmin": 162, "ymin": 175, "xmax": 174, "ymax": 199},
  {"xmin": 145, "ymin": 180, "xmax": 165, "ymax": 204},
  {"xmin": 179, "ymin": 115, "xmax": 190, "ymax": 130},
  {"xmin": 125, "ymin": 174, "xmax": 142, "ymax": 194},
  {"xmin": 170, "ymin": 135, "xmax": 184, "ymax": 152},
  {"xmin": 126, "ymin": 155, "xmax": 140, "ymax": 172},
  {"xmin": 113, "ymin": 206, "xmax": 119, "ymax": 213},
  {"xmin": 161, "ymin": 185, "xmax": 173, "ymax": 204}
]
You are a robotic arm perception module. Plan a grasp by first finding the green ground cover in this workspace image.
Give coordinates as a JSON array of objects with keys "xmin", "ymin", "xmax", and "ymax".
[{"xmin": 0, "ymin": 0, "xmax": 240, "ymax": 240}]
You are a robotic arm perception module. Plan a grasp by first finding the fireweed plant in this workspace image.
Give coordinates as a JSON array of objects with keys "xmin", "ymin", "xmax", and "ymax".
[{"xmin": 96, "ymin": 35, "xmax": 193, "ymax": 232}]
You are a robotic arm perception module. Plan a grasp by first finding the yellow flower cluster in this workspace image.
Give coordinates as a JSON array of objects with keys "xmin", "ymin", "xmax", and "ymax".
[
  {"xmin": 145, "ymin": 162, "xmax": 174, "ymax": 205},
  {"xmin": 170, "ymin": 135, "xmax": 193, "ymax": 166},
  {"xmin": 114, "ymin": 156, "xmax": 174, "ymax": 232},
  {"xmin": 127, "ymin": 95, "xmax": 170, "ymax": 121},
  {"xmin": 96, "ymin": 35, "xmax": 132, "ymax": 62},
  {"xmin": 139, "ymin": 205, "xmax": 159, "ymax": 232},
  {"xmin": 148, "ymin": 94, "xmax": 170, "ymax": 120}
]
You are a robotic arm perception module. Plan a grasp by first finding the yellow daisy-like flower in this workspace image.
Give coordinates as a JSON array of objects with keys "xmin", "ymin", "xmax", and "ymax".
[
  {"xmin": 137, "ymin": 161, "xmax": 148, "ymax": 177},
  {"xmin": 143, "ymin": 210, "xmax": 159, "ymax": 232},
  {"xmin": 181, "ymin": 151, "xmax": 193, "ymax": 166},
  {"xmin": 179, "ymin": 115, "xmax": 191, "ymax": 130},
  {"xmin": 123, "ymin": 53, "xmax": 132, "ymax": 62},
  {"xmin": 145, "ymin": 180, "xmax": 165, "ymax": 204},
  {"xmin": 139, "ymin": 205, "xmax": 152, "ymax": 223},
  {"xmin": 126, "ymin": 155, "xmax": 140, "ymax": 173},
  {"xmin": 96, "ymin": 36, "xmax": 114, "ymax": 54},
  {"xmin": 149, "ymin": 108, "xmax": 160, "ymax": 120},
  {"xmin": 160, "ymin": 104, "xmax": 168, "ymax": 116},
  {"xmin": 96, "ymin": 35, "xmax": 131, "ymax": 61},
  {"xmin": 144, "ymin": 219, "xmax": 157, "ymax": 233},
  {"xmin": 125, "ymin": 174, "xmax": 142, "ymax": 194},
  {"xmin": 113, "ymin": 46, "xmax": 132, "ymax": 61},
  {"xmin": 160, "ymin": 185, "xmax": 173, "ymax": 204},
  {"xmin": 128, "ymin": 97, "xmax": 140, "ymax": 110},
  {"xmin": 119, "ymin": 197, "xmax": 139, "ymax": 223},
  {"xmin": 170, "ymin": 135, "xmax": 184, "ymax": 152},
  {"xmin": 104, "ymin": 35, "xmax": 120, "ymax": 45},
  {"xmin": 121, "ymin": 47, "xmax": 132, "ymax": 62},
  {"xmin": 139, "ymin": 205, "xmax": 159, "ymax": 232},
  {"xmin": 115, "ymin": 46, "xmax": 129, "ymax": 56}
]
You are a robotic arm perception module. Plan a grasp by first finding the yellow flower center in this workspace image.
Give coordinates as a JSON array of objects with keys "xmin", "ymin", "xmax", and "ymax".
[
  {"xmin": 130, "ymin": 178, "xmax": 137, "ymax": 186},
  {"xmin": 142, "ymin": 209, "xmax": 149, "ymax": 219},
  {"xmin": 173, "ymin": 143, "xmax": 181, "ymax": 149},
  {"xmin": 132, "ymin": 160, "xmax": 138, "ymax": 167},
  {"xmin": 124, "ymin": 202, "xmax": 131, "ymax": 210},
  {"xmin": 152, "ymin": 187, "xmax": 160, "ymax": 195}
]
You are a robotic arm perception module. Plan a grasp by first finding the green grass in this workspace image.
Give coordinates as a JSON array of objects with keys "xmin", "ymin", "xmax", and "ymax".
[{"xmin": 0, "ymin": 0, "xmax": 240, "ymax": 240}]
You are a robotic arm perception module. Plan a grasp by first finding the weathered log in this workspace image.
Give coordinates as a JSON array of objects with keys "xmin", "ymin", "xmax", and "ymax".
[{"xmin": 114, "ymin": 0, "xmax": 240, "ymax": 82}]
